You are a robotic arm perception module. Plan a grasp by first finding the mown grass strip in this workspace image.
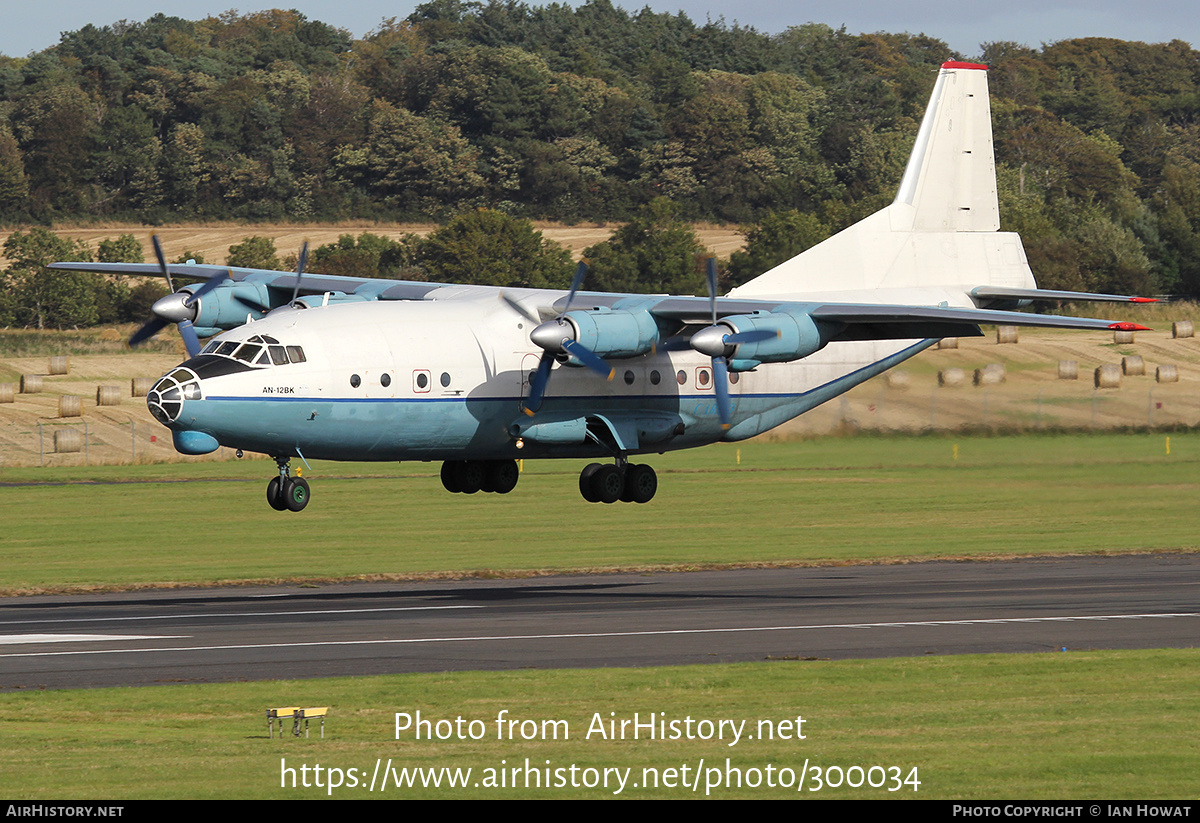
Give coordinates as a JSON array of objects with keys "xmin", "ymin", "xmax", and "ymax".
[{"xmin": 0, "ymin": 650, "xmax": 1194, "ymax": 799}]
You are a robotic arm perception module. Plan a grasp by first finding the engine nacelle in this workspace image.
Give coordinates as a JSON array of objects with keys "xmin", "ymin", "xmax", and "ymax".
[
  {"xmin": 716, "ymin": 310, "xmax": 826, "ymax": 367},
  {"xmin": 533, "ymin": 308, "xmax": 660, "ymax": 360},
  {"xmin": 191, "ymin": 282, "xmax": 273, "ymax": 337}
]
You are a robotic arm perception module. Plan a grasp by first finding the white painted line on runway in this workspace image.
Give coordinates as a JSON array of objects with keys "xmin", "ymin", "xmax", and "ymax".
[
  {"xmin": 0, "ymin": 611, "xmax": 1194, "ymax": 658},
  {"xmin": 0, "ymin": 634, "xmax": 186, "ymax": 645},
  {"xmin": 0, "ymin": 605, "xmax": 480, "ymax": 627}
]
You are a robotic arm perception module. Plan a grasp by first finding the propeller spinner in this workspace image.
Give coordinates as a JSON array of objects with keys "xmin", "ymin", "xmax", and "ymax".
[
  {"xmin": 128, "ymin": 235, "xmax": 228, "ymax": 358},
  {"xmin": 522, "ymin": 262, "xmax": 615, "ymax": 415}
]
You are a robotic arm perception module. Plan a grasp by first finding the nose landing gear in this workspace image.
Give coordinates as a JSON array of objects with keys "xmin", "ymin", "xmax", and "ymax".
[{"xmin": 267, "ymin": 456, "xmax": 310, "ymax": 512}]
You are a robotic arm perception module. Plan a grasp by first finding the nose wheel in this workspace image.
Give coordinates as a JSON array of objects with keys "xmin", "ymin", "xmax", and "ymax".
[
  {"xmin": 267, "ymin": 457, "xmax": 310, "ymax": 512},
  {"xmin": 579, "ymin": 462, "xmax": 656, "ymax": 504}
]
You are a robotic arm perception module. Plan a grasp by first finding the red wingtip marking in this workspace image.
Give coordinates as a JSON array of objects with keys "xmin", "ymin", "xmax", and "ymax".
[
  {"xmin": 942, "ymin": 61, "xmax": 989, "ymax": 70},
  {"xmin": 1108, "ymin": 323, "xmax": 1152, "ymax": 331},
  {"xmin": 1130, "ymin": 297, "xmax": 1159, "ymax": 303}
]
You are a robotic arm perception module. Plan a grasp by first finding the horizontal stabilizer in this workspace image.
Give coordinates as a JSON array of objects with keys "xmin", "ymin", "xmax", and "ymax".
[
  {"xmin": 810, "ymin": 302, "xmax": 1150, "ymax": 335},
  {"xmin": 972, "ymin": 287, "xmax": 1159, "ymax": 304}
]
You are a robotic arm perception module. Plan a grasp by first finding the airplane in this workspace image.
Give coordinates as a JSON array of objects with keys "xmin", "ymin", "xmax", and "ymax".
[{"xmin": 51, "ymin": 61, "xmax": 1153, "ymax": 512}]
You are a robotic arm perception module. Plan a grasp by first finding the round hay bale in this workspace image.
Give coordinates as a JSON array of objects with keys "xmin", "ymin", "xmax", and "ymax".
[
  {"xmin": 1121, "ymin": 355, "xmax": 1145, "ymax": 376},
  {"xmin": 885, "ymin": 370, "xmax": 911, "ymax": 390},
  {"xmin": 996, "ymin": 326, "xmax": 1018, "ymax": 344},
  {"xmin": 1172, "ymin": 320, "xmax": 1193, "ymax": 339},
  {"xmin": 19, "ymin": 374, "xmax": 42, "ymax": 393},
  {"xmin": 938, "ymin": 368, "xmax": 965, "ymax": 387},
  {"xmin": 96, "ymin": 385, "xmax": 121, "ymax": 406},
  {"xmin": 1113, "ymin": 330, "xmax": 1136, "ymax": 344},
  {"xmin": 131, "ymin": 377, "xmax": 153, "ymax": 397},
  {"xmin": 57, "ymin": 395, "xmax": 81, "ymax": 418},
  {"xmin": 48, "ymin": 356, "xmax": 69, "ymax": 375},
  {"xmin": 0, "ymin": 384, "xmax": 13, "ymax": 403},
  {"xmin": 937, "ymin": 337, "xmax": 959, "ymax": 349},
  {"xmin": 99, "ymin": 328, "xmax": 122, "ymax": 341},
  {"xmin": 1156, "ymin": 365, "xmax": 1180, "ymax": 383},
  {"xmin": 974, "ymin": 364, "xmax": 1006, "ymax": 386},
  {"xmin": 1058, "ymin": 360, "xmax": 1079, "ymax": 380},
  {"xmin": 54, "ymin": 429, "xmax": 82, "ymax": 453},
  {"xmin": 1094, "ymin": 364, "xmax": 1121, "ymax": 389}
]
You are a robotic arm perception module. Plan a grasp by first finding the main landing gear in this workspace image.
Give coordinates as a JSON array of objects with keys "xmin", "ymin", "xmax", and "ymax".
[
  {"xmin": 579, "ymin": 461, "xmax": 657, "ymax": 504},
  {"xmin": 267, "ymin": 456, "xmax": 310, "ymax": 512},
  {"xmin": 440, "ymin": 459, "xmax": 520, "ymax": 495}
]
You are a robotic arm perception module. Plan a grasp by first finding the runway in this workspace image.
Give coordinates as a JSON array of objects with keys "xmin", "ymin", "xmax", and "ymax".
[{"xmin": 1, "ymin": 554, "xmax": 1197, "ymax": 690}]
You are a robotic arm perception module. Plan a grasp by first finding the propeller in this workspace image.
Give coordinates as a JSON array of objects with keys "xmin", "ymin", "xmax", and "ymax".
[
  {"xmin": 290, "ymin": 241, "xmax": 309, "ymax": 305},
  {"xmin": 692, "ymin": 258, "xmax": 775, "ymax": 430},
  {"xmin": 523, "ymin": 261, "xmax": 614, "ymax": 415},
  {"xmin": 129, "ymin": 235, "xmax": 228, "ymax": 358}
]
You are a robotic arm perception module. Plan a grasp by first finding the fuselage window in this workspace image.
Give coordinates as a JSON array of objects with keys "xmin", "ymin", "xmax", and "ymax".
[
  {"xmin": 413, "ymin": 370, "xmax": 430, "ymax": 392},
  {"xmin": 623, "ymin": 370, "xmax": 635, "ymax": 385},
  {"xmin": 350, "ymin": 374, "xmax": 361, "ymax": 388},
  {"xmin": 286, "ymin": 346, "xmax": 306, "ymax": 363},
  {"xmin": 650, "ymin": 370, "xmax": 661, "ymax": 385},
  {"xmin": 676, "ymin": 370, "xmax": 687, "ymax": 386},
  {"xmin": 381, "ymin": 373, "xmax": 392, "ymax": 387},
  {"xmin": 440, "ymin": 372, "xmax": 451, "ymax": 387},
  {"xmin": 216, "ymin": 341, "xmax": 239, "ymax": 356},
  {"xmin": 729, "ymin": 372, "xmax": 739, "ymax": 385},
  {"xmin": 269, "ymin": 346, "xmax": 288, "ymax": 366},
  {"xmin": 696, "ymin": 368, "xmax": 711, "ymax": 388},
  {"xmin": 202, "ymin": 341, "xmax": 220, "ymax": 354}
]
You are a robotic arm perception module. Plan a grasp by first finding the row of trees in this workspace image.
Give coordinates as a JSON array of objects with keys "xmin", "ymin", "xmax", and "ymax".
[
  {"xmin": 0, "ymin": 201, "xmax": 727, "ymax": 329},
  {"xmin": 1, "ymin": 4, "xmax": 1199, "ymax": 296}
]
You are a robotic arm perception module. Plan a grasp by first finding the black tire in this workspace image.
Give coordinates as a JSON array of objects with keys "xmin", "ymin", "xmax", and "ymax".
[
  {"xmin": 486, "ymin": 460, "xmax": 520, "ymax": 494},
  {"xmin": 579, "ymin": 463, "xmax": 603, "ymax": 502},
  {"xmin": 440, "ymin": 461, "xmax": 462, "ymax": 493},
  {"xmin": 453, "ymin": 460, "xmax": 484, "ymax": 494},
  {"xmin": 266, "ymin": 476, "xmax": 288, "ymax": 511},
  {"xmin": 625, "ymin": 464, "xmax": 657, "ymax": 504},
  {"xmin": 284, "ymin": 476, "xmax": 310, "ymax": 512},
  {"xmin": 590, "ymin": 464, "xmax": 624, "ymax": 504}
]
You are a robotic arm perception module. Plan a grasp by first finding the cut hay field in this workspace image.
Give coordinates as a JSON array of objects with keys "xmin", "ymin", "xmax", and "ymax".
[{"xmin": 0, "ymin": 222, "xmax": 750, "ymax": 267}]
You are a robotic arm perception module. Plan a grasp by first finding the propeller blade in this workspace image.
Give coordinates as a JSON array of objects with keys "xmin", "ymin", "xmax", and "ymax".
[
  {"xmin": 562, "ymin": 340, "xmax": 615, "ymax": 380},
  {"xmin": 500, "ymin": 292, "xmax": 542, "ymax": 324},
  {"xmin": 183, "ymin": 270, "xmax": 230, "ymax": 307},
  {"xmin": 129, "ymin": 316, "xmax": 169, "ymax": 348},
  {"xmin": 178, "ymin": 320, "xmax": 202, "ymax": 358},
  {"xmin": 523, "ymin": 352, "xmax": 555, "ymax": 415},
  {"xmin": 712, "ymin": 356, "xmax": 732, "ymax": 430},
  {"xmin": 725, "ymin": 329, "xmax": 778, "ymax": 345},
  {"xmin": 151, "ymin": 234, "xmax": 174, "ymax": 293},
  {"xmin": 291, "ymin": 241, "xmax": 309, "ymax": 305},
  {"xmin": 564, "ymin": 260, "xmax": 587, "ymax": 312},
  {"xmin": 706, "ymin": 257, "xmax": 718, "ymax": 325}
]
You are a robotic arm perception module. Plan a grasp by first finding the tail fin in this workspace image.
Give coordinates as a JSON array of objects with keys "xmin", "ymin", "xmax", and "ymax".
[{"xmin": 730, "ymin": 61, "xmax": 1035, "ymax": 299}]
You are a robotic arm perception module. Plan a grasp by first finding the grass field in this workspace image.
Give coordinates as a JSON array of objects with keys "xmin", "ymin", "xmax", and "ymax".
[
  {"xmin": 0, "ymin": 650, "xmax": 1194, "ymax": 798},
  {"xmin": 2, "ymin": 431, "xmax": 1197, "ymax": 799},
  {"xmin": 0, "ymin": 431, "xmax": 1195, "ymax": 593}
]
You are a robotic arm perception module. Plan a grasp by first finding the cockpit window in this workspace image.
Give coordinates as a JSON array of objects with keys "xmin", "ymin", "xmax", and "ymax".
[
  {"xmin": 234, "ymin": 344, "xmax": 261, "ymax": 363},
  {"xmin": 200, "ymin": 338, "xmax": 304, "ymax": 367}
]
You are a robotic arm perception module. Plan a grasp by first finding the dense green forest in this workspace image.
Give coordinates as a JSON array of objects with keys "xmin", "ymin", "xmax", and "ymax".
[{"xmin": 1, "ymin": 1, "xmax": 1199, "ymax": 311}]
